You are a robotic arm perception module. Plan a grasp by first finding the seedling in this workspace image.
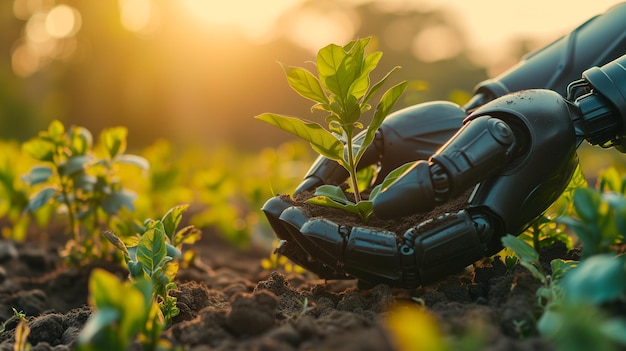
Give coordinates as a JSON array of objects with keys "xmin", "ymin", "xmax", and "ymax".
[
  {"xmin": 104, "ymin": 204, "xmax": 201, "ymax": 325},
  {"xmin": 77, "ymin": 268, "xmax": 161, "ymax": 351},
  {"xmin": 21, "ymin": 120, "xmax": 149, "ymax": 262},
  {"xmin": 557, "ymin": 187, "xmax": 625, "ymax": 258},
  {"xmin": 0, "ymin": 308, "xmax": 26, "ymax": 334},
  {"xmin": 501, "ymin": 235, "xmax": 575, "ymax": 305},
  {"xmin": 256, "ymin": 37, "xmax": 407, "ymax": 222},
  {"xmin": 307, "ymin": 161, "xmax": 415, "ymax": 223}
]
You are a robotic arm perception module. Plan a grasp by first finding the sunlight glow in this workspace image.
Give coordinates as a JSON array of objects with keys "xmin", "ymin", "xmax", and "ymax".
[
  {"xmin": 46, "ymin": 5, "xmax": 81, "ymax": 38},
  {"xmin": 284, "ymin": 9, "xmax": 357, "ymax": 54},
  {"xmin": 181, "ymin": 0, "xmax": 301, "ymax": 41},
  {"xmin": 12, "ymin": 2, "xmax": 81, "ymax": 77},
  {"xmin": 119, "ymin": 0, "xmax": 160, "ymax": 34},
  {"xmin": 12, "ymin": 0, "xmax": 54, "ymax": 20},
  {"xmin": 412, "ymin": 25, "xmax": 462, "ymax": 62}
]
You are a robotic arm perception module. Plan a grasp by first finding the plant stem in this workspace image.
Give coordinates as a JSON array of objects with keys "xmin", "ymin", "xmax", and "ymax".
[
  {"xmin": 346, "ymin": 134, "xmax": 361, "ymax": 202},
  {"xmin": 55, "ymin": 146, "xmax": 80, "ymax": 244}
]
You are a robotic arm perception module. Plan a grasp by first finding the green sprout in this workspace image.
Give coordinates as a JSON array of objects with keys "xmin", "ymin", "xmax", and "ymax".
[
  {"xmin": 104, "ymin": 204, "xmax": 201, "ymax": 325},
  {"xmin": 256, "ymin": 37, "xmax": 407, "ymax": 222},
  {"xmin": 77, "ymin": 268, "xmax": 160, "ymax": 351}
]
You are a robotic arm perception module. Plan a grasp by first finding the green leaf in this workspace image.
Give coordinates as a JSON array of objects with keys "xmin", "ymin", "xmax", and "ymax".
[
  {"xmin": 102, "ymin": 126, "xmax": 128, "ymax": 159},
  {"xmin": 342, "ymin": 94, "xmax": 362, "ymax": 125},
  {"xmin": 165, "ymin": 243, "xmax": 181, "ymax": 259},
  {"xmin": 598, "ymin": 167, "xmax": 621, "ymax": 192},
  {"xmin": 563, "ymin": 254, "xmax": 626, "ymax": 304},
  {"xmin": 174, "ymin": 226, "xmax": 201, "ymax": 247},
  {"xmin": 549, "ymin": 259, "xmax": 577, "ymax": 281},
  {"xmin": 255, "ymin": 113, "xmax": 343, "ymax": 161},
  {"xmin": 312, "ymin": 184, "xmax": 350, "ymax": 205},
  {"xmin": 355, "ymin": 200, "xmax": 374, "ymax": 223},
  {"xmin": 161, "ymin": 204, "xmax": 189, "ymax": 241},
  {"xmin": 70, "ymin": 126, "xmax": 93, "ymax": 155},
  {"xmin": 100, "ymin": 189, "xmax": 136, "ymax": 214},
  {"xmin": 501, "ymin": 234, "xmax": 540, "ymax": 265},
  {"xmin": 48, "ymin": 120, "xmax": 65, "ymax": 138},
  {"xmin": 27, "ymin": 187, "xmax": 58, "ymax": 212},
  {"xmin": 317, "ymin": 43, "xmax": 354, "ymax": 102},
  {"xmin": 356, "ymin": 81, "xmax": 407, "ymax": 163},
  {"xmin": 519, "ymin": 261, "xmax": 546, "ymax": 283},
  {"xmin": 22, "ymin": 139, "xmax": 55, "ymax": 162},
  {"xmin": 78, "ymin": 307, "xmax": 120, "ymax": 345},
  {"xmin": 306, "ymin": 195, "xmax": 356, "ymax": 213},
  {"xmin": 137, "ymin": 228, "xmax": 167, "ymax": 277},
  {"xmin": 115, "ymin": 154, "xmax": 150, "ymax": 170},
  {"xmin": 62, "ymin": 155, "xmax": 93, "ymax": 176},
  {"xmin": 128, "ymin": 261, "xmax": 144, "ymax": 279},
  {"xmin": 362, "ymin": 66, "xmax": 402, "ymax": 107},
  {"xmin": 73, "ymin": 173, "xmax": 97, "ymax": 192},
  {"xmin": 348, "ymin": 51, "xmax": 382, "ymax": 99},
  {"xmin": 89, "ymin": 268, "xmax": 121, "ymax": 309},
  {"xmin": 102, "ymin": 230, "xmax": 130, "ymax": 261},
  {"xmin": 574, "ymin": 188, "xmax": 601, "ymax": 222},
  {"xmin": 370, "ymin": 161, "xmax": 417, "ymax": 199},
  {"xmin": 22, "ymin": 165, "xmax": 54, "ymax": 186},
  {"xmin": 82, "ymin": 269, "xmax": 152, "ymax": 348},
  {"xmin": 599, "ymin": 318, "xmax": 626, "ymax": 345},
  {"xmin": 281, "ymin": 64, "xmax": 328, "ymax": 105}
]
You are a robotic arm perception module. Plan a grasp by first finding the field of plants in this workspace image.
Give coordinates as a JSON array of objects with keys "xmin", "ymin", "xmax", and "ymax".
[{"xmin": 0, "ymin": 114, "xmax": 624, "ymax": 350}]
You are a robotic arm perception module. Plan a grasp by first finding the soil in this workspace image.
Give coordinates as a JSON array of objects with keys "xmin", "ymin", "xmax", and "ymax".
[{"xmin": 0, "ymin": 214, "xmax": 587, "ymax": 351}]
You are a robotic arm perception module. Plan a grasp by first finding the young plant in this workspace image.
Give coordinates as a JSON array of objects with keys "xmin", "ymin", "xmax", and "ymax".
[
  {"xmin": 0, "ymin": 308, "xmax": 26, "ymax": 335},
  {"xmin": 77, "ymin": 268, "xmax": 163, "ymax": 351},
  {"xmin": 104, "ymin": 204, "xmax": 200, "ymax": 325},
  {"xmin": 501, "ymin": 234, "xmax": 576, "ymax": 305},
  {"xmin": 255, "ymin": 37, "xmax": 407, "ymax": 217},
  {"xmin": 503, "ymin": 234, "xmax": 626, "ymax": 350},
  {"xmin": 308, "ymin": 161, "xmax": 415, "ymax": 223},
  {"xmin": 556, "ymin": 187, "xmax": 626, "ymax": 258},
  {"xmin": 21, "ymin": 120, "xmax": 149, "ymax": 262}
]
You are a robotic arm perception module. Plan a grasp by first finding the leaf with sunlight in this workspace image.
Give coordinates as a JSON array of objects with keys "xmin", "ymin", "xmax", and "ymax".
[{"xmin": 255, "ymin": 113, "xmax": 343, "ymax": 162}]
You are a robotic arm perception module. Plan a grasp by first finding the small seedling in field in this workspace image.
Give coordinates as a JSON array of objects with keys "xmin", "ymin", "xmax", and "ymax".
[
  {"xmin": 256, "ymin": 37, "xmax": 407, "ymax": 223},
  {"xmin": 21, "ymin": 120, "xmax": 149, "ymax": 262},
  {"xmin": 0, "ymin": 308, "xmax": 26, "ymax": 334},
  {"xmin": 104, "ymin": 204, "xmax": 201, "ymax": 325},
  {"xmin": 557, "ymin": 178, "xmax": 626, "ymax": 258},
  {"xmin": 0, "ymin": 308, "xmax": 30, "ymax": 351},
  {"xmin": 77, "ymin": 268, "xmax": 165, "ymax": 351},
  {"xmin": 501, "ymin": 235, "xmax": 576, "ymax": 304},
  {"xmin": 308, "ymin": 161, "xmax": 415, "ymax": 223}
]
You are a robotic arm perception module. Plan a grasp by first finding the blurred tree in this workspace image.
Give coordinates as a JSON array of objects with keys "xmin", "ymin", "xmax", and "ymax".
[{"xmin": 1, "ymin": 0, "xmax": 496, "ymax": 150}]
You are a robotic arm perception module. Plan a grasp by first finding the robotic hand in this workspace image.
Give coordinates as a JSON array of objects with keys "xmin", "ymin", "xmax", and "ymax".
[{"xmin": 262, "ymin": 3, "xmax": 626, "ymax": 288}]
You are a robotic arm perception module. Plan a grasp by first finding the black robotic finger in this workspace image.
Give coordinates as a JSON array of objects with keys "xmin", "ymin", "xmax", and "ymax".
[{"xmin": 261, "ymin": 196, "xmax": 349, "ymax": 279}]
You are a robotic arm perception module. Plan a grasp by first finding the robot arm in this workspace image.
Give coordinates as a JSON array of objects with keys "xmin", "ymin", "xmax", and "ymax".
[
  {"xmin": 264, "ymin": 55, "xmax": 626, "ymax": 288},
  {"xmin": 262, "ymin": 4, "xmax": 626, "ymax": 288},
  {"xmin": 295, "ymin": 3, "xmax": 626, "ymax": 195}
]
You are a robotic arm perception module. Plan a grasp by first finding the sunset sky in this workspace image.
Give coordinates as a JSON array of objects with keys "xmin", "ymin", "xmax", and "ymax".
[{"xmin": 178, "ymin": 0, "xmax": 622, "ymax": 66}]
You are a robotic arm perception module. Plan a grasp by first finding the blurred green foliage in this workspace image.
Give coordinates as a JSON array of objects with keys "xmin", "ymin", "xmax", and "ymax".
[{"xmin": 2, "ymin": 143, "xmax": 309, "ymax": 252}]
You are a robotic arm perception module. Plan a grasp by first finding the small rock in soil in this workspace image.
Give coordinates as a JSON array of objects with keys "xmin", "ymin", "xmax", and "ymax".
[
  {"xmin": 226, "ymin": 290, "xmax": 278, "ymax": 336},
  {"xmin": 28, "ymin": 313, "xmax": 65, "ymax": 345}
]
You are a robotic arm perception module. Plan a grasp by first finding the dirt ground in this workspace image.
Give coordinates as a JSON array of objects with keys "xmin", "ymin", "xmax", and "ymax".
[{"xmin": 0, "ymin": 220, "xmax": 583, "ymax": 351}]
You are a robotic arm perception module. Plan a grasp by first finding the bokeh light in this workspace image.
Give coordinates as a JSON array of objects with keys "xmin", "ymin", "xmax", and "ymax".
[
  {"xmin": 2, "ymin": 0, "xmax": 624, "ymax": 151},
  {"xmin": 46, "ymin": 4, "xmax": 81, "ymax": 38}
]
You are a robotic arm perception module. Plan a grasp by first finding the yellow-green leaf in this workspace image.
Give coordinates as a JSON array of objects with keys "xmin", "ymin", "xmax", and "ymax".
[
  {"xmin": 255, "ymin": 113, "xmax": 343, "ymax": 161},
  {"xmin": 281, "ymin": 64, "xmax": 328, "ymax": 105}
]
